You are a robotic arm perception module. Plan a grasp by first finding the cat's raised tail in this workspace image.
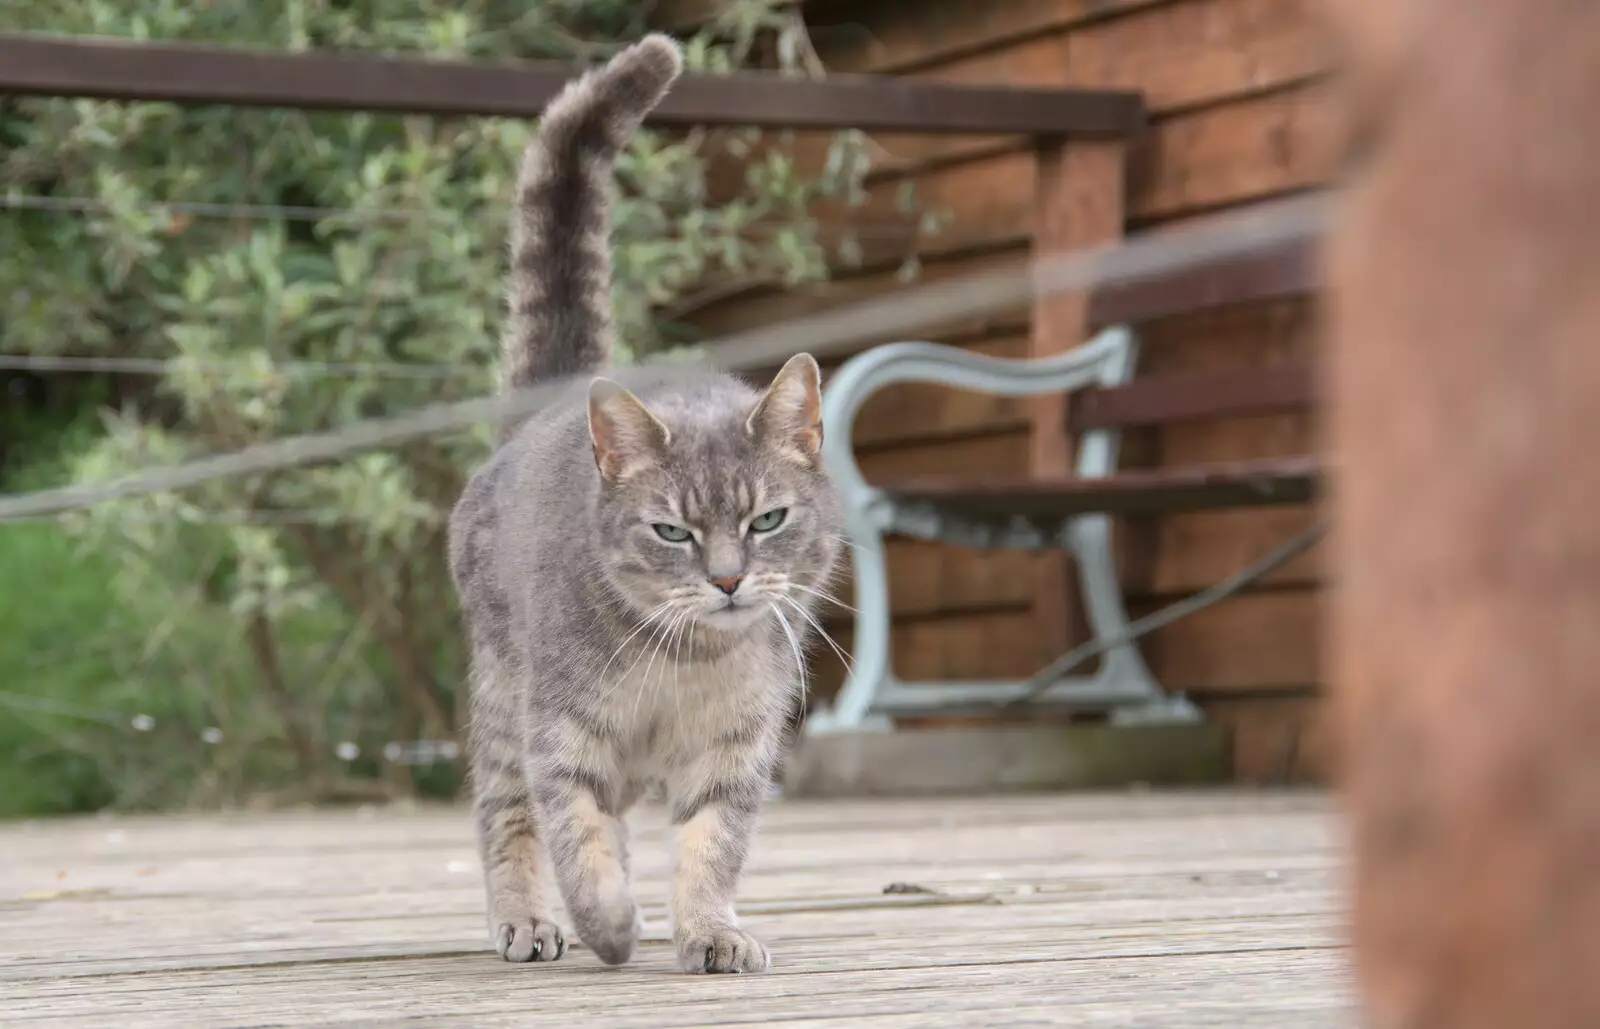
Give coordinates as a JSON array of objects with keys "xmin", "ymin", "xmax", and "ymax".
[{"xmin": 501, "ymin": 34, "xmax": 684, "ymax": 392}]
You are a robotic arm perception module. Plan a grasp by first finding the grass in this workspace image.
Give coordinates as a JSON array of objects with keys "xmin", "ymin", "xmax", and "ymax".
[
  {"xmin": 0, "ymin": 417, "xmax": 127, "ymax": 816},
  {"xmin": 0, "ymin": 406, "xmax": 463, "ymax": 816},
  {"xmin": 0, "ymin": 521, "xmax": 125, "ymax": 815},
  {"xmin": 0, "ymin": 416, "xmax": 269, "ymax": 815}
]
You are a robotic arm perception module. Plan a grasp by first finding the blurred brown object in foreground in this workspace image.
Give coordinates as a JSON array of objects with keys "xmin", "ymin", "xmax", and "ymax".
[{"xmin": 1324, "ymin": 0, "xmax": 1600, "ymax": 1027}]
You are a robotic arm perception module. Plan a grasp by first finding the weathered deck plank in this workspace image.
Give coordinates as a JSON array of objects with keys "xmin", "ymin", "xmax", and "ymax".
[{"xmin": 0, "ymin": 791, "xmax": 1352, "ymax": 1027}]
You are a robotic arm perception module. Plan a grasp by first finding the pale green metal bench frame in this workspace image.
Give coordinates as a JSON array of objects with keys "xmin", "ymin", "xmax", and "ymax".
[{"xmin": 805, "ymin": 326, "xmax": 1203, "ymax": 735}]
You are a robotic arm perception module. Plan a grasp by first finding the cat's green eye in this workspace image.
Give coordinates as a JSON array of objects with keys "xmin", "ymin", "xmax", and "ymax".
[
  {"xmin": 653, "ymin": 523, "xmax": 692, "ymax": 543},
  {"xmin": 749, "ymin": 508, "xmax": 788, "ymax": 533}
]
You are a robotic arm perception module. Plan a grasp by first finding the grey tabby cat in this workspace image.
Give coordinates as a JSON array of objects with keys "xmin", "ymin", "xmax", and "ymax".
[{"xmin": 447, "ymin": 34, "xmax": 842, "ymax": 974}]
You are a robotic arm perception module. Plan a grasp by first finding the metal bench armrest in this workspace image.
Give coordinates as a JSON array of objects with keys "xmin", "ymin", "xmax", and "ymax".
[
  {"xmin": 808, "ymin": 326, "xmax": 1194, "ymax": 734},
  {"xmin": 819, "ymin": 326, "xmax": 1138, "ymax": 527}
]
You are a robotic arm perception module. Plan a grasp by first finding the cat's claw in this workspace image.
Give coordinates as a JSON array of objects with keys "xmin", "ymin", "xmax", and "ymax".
[
  {"xmin": 495, "ymin": 919, "xmax": 567, "ymax": 963},
  {"xmin": 676, "ymin": 926, "xmax": 770, "ymax": 974}
]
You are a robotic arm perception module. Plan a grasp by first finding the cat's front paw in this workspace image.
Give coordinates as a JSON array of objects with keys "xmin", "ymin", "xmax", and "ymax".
[
  {"xmin": 675, "ymin": 925, "xmax": 770, "ymax": 973},
  {"xmin": 495, "ymin": 918, "xmax": 567, "ymax": 963}
]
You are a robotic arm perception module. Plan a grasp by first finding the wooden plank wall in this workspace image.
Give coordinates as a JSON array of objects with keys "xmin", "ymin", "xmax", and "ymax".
[{"xmin": 683, "ymin": 0, "xmax": 1336, "ymax": 782}]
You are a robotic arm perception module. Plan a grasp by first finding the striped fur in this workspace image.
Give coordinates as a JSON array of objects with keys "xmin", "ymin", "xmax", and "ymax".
[
  {"xmin": 448, "ymin": 35, "xmax": 843, "ymax": 975},
  {"xmin": 501, "ymin": 33, "xmax": 681, "ymax": 394}
]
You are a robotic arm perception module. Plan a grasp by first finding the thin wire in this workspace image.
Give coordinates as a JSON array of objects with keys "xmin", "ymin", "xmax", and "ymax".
[
  {"xmin": 0, "ymin": 192, "xmax": 1331, "ymax": 524},
  {"xmin": 0, "ymin": 192, "xmax": 417, "ymax": 224},
  {"xmin": 1006, "ymin": 521, "xmax": 1329, "ymax": 708},
  {"xmin": 8, "ymin": 508, "xmax": 389, "ymax": 526},
  {"xmin": 0, "ymin": 688, "xmax": 458, "ymax": 764},
  {"xmin": 0, "ymin": 381, "xmax": 558, "ymax": 523},
  {"xmin": 0, "ymin": 354, "xmax": 480, "ymax": 380},
  {"xmin": 0, "ymin": 689, "xmax": 129, "ymax": 727},
  {"xmin": 0, "ymin": 191, "xmax": 952, "ymax": 240}
]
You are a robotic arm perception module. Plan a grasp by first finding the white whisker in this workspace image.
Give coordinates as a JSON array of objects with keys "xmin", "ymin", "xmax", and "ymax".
[
  {"xmin": 645, "ymin": 607, "xmax": 686, "ymax": 681},
  {"xmin": 595, "ymin": 599, "xmax": 674, "ymax": 687},
  {"xmin": 781, "ymin": 596, "xmax": 855, "ymax": 673},
  {"xmin": 787, "ymin": 581, "xmax": 856, "ymax": 614},
  {"xmin": 592, "ymin": 603, "xmax": 679, "ymax": 710},
  {"xmin": 635, "ymin": 606, "xmax": 690, "ymax": 726},
  {"xmin": 662, "ymin": 607, "xmax": 695, "ymax": 692},
  {"xmin": 667, "ymin": 609, "xmax": 695, "ymax": 728},
  {"xmin": 772, "ymin": 605, "xmax": 808, "ymax": 700},
  {"xmin": 821, "ymin": 534, "xmax": 881, "ymax": 557},
  {"xmin": 608, "ymin": 605, "xmax": 680, "ymax": 709}
]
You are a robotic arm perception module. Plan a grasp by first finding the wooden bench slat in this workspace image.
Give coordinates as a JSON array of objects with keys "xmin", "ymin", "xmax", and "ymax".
[
  {"xmin": 883, "ymin": 456, "xmax": 1319, "ymax": 519},
  {"xmin": 1070, "ymin": 362, "xmax": 1315, "ymax": 431}
]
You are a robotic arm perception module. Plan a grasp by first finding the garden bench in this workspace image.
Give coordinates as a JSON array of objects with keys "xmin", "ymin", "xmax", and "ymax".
[{"xmin": 806, "ymin": 240, "xmax": 1320, "ymax": 733}]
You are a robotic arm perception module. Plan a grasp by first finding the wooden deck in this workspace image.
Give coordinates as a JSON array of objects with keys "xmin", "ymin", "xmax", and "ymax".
[{"xmin": 1, "ymin": 791, "xmax": 1352, "ymax": 1027}]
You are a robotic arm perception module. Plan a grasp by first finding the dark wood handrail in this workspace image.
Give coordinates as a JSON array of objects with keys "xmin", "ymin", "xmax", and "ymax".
[{"xmin": 0, "ymin": 33, "xmax": 1144, "ymax": 136}]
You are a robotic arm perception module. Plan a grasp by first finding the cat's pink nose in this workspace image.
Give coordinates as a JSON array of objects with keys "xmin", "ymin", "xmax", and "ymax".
[{"xmin": 709, "ymin": 573, "xmax": 744, "ymax": 596}]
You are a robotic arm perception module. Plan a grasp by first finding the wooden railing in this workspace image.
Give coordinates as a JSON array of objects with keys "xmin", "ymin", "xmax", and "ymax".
[{"xmin": 0, "ymin": 33, "xmax": 1142, "ymax": 135}]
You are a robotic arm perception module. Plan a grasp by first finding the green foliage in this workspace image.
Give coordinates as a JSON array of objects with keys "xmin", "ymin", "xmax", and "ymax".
[
  {"xmin": 0, "ymin": 521, "xmax": 122, "ymax": 817},
  {"xmin": 0, "ymin": 421, "xmax": 121, "ymax": 817},
  {"xmin": 0, "ymin": 1, "xmax": 873, "ymax": 812}
]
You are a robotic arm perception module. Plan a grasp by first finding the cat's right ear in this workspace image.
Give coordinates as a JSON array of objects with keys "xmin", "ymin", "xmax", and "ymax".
[{"xmin": 588, "ymin": 378, "xmax": 670, "ymax": 483}]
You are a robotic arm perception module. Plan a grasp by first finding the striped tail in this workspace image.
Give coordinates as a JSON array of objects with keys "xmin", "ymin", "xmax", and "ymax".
[{"xmin": 501, "ymin": 34, "xmax": 684, "ymax": 392}]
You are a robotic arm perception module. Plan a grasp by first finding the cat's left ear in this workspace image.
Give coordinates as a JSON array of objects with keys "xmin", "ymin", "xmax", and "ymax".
[{"xmin": 747, "ymin": 352, "xmax": 823, "ymax": 466}]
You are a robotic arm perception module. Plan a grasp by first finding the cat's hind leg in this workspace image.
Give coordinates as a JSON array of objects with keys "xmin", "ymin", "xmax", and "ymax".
[{"xmin": 469, "ymin": 653, "xmax": 566, "ymax": 963}]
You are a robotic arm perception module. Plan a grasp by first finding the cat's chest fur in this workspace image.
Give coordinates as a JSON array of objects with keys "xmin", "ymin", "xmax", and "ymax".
[{"xmin": 601, "ymin": 630, "xmax": 788, "ymax": 777}]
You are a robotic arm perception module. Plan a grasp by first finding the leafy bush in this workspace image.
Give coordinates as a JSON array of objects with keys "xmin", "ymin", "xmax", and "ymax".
[{"xmin": 0, "ymin": 0, "xmax": 872, "ymax": 811}]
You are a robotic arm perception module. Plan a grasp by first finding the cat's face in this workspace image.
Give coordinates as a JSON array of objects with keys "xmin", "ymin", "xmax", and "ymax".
[{"xmin": 587, "ymin": 355, "xmax": 843, "ymax": 636}]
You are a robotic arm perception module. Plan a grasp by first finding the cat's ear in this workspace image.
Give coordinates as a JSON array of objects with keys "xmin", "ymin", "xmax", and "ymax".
[
  {"xmin": 747, "ymin": 352, "xmax": 823, "ymax": 466},
  {"xmin": 588, "ymin": 378, "xmax": 670, "ymax": 482}
]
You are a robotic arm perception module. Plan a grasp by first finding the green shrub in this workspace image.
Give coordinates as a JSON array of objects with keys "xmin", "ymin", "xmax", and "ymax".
[{"xmin": 0, "ymin": 1, "xmax": 875, "ymax": 812}]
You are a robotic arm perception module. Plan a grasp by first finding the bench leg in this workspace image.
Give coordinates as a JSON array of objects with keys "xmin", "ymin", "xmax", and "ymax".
[
  {"xmin": 808, "ymin": 509, "xmax": 1197, "ymax": 726},
  {"xmin": 804, "ymin": 513, "xmax": 894, "ymax": 735},
  {"xmin": 1065, "ymin": 514, "xmax": 1203, "ymax": 725}
]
